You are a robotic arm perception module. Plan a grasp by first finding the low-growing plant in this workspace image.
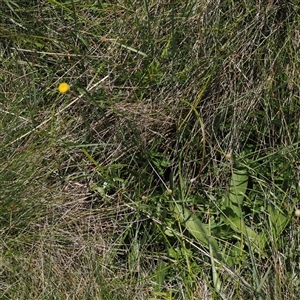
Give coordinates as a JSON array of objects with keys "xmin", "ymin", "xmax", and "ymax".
[{"xmin": 1, "ymin": 1, "xmax": 300, "ymax": 299}]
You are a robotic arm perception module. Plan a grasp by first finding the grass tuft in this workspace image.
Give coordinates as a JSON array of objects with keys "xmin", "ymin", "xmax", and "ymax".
[{"xmin": 1, "ymin": 1, "xmax": 300, "ymax": 299}]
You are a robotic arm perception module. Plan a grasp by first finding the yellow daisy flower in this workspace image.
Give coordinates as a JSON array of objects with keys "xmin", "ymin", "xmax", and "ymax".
[{"xmin": 58, "ymin": 82, "xmax": 70, "ymax": 94}]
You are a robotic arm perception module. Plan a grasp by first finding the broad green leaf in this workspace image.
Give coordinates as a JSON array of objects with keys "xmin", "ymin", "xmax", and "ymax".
[
  {"xmin": 223, "ymin": 207, "xmax": 266, "ymax": 250},
  {"xmin": 227, "ymin": 168, "xmax": 248, "ymax": 217},
  {"xmin": 222, "ymin": 168, "xmax": 266, "ymax": 252},
  {"xmin": 173, "ymin": 204, "xmax": 222, "ymax": 261},
  {"xmin": 268, "ymin": 204, "xmax": 289, "ymax": 239}
]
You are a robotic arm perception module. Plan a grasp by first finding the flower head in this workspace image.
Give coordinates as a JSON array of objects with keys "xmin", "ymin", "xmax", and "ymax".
[{"xmin": 58, "ymin": 82, "xmax": 70, "ymax": 94}]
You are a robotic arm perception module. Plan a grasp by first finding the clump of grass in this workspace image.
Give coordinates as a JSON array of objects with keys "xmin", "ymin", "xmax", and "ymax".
[{"xmin": 1, "ymin": 1, "xmax": 300, "ymax": 299}]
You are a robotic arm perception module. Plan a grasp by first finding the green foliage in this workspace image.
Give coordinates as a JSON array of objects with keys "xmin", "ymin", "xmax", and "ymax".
[{"xmin": 1, "ymin": 0, "xmax": 300, "ymax": 299}]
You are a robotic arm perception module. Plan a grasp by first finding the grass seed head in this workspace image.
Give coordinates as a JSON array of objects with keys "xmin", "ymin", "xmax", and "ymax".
[{"xmin": 166, "ymin": 188, "xmax": 172, "ymax": 195}]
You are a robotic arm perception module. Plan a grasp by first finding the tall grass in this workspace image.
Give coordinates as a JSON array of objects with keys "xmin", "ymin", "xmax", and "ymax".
[{"xmin": 1, "ymin": 1, "xmax": 300, "ymax": 299}]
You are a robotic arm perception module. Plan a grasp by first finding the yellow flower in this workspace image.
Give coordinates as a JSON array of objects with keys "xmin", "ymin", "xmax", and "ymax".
[
  {"xmin": 295, "ymin": 209, "xmax": 300, "ymax": 217},
  {"xmin": 58, "ymin": 82, "xmax": 70, "ymax": 94}
]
